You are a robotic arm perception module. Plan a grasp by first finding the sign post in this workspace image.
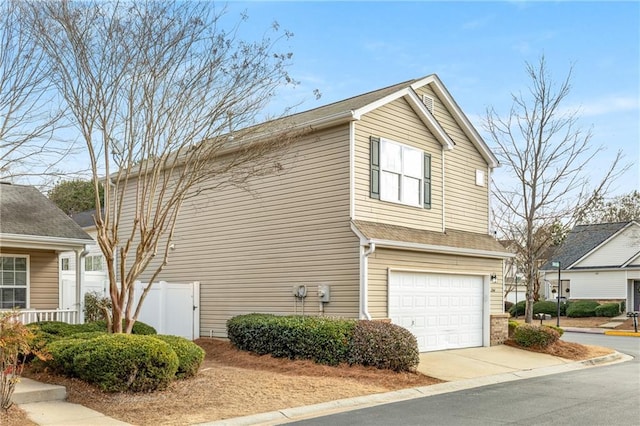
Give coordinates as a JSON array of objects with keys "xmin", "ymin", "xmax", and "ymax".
[{"xmin": 552, "ymin": 261, "xmax": 561, "ymax": 326}]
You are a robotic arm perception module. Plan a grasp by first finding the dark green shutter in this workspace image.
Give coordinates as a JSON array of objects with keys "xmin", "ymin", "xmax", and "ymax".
[
  {"xmin": 423, "ymin": 153, "xmax": 431, "ymax": 209},
  {"xmin": 370, "ymin": 137, "xmax": 380, "ymax": 199}
]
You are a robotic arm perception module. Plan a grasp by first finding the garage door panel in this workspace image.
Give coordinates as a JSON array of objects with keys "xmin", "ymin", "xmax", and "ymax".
[{"xmin": 389, "ymin": 271, "xmax": 484, "ymax": 352}]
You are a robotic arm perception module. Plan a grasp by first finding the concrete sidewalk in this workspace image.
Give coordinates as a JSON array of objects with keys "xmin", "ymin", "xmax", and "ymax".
[{"xmin": 15, "ymin": 342, "xmax": 630, "ymax": 426}]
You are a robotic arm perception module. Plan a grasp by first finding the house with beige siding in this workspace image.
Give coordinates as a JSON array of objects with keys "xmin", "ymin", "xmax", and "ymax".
[
  {"xmin": 125, "ymin": 75, "xmax": 512, "ymax": 351},
  {"xmin": 0, "ymin": 183, "xmax": 93, "ymax": 322},
  {"xmin": 541, "ymin": 221, "xmax": 640, "ymax": 312}
]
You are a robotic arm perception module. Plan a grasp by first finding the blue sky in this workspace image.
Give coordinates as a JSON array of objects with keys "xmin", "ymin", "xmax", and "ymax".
[{"xmin": 223, "ymin": 0, "xmax": 640, "ymax": 197}]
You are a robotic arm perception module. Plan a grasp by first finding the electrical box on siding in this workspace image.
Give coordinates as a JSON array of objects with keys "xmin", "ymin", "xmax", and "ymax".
[{"xmin": 318, "ymin": 285, "xmax": 330, "ymax": 303}]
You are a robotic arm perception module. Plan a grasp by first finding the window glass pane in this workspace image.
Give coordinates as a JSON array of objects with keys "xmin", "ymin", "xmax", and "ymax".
[
  {"xmin": 15, "ymin": 271, "xmax": 27, "ymax": 286},
  {"xmin": 14, "ymin": 257, "xmax": 26, "ymax": 271},
  {"xmin": 381, "ymin": 171, "xmax": 400, "ymax": 202},
  {"xmin": 1, "ymin": 288, "xmax": 14, "ymax": 308},
  {"xmin": 381, "ymin": 140, "xmax": 402, "ymax": 173},
  {"xmin": 95, "ymin": 257, "xmax": 104, "ymax": 271},
  {"xmin": 2, "ymin": 272, "xmax": 13, "ymax": 286},
  {"xmin": 14, "ymin": 288, "xmax": 26, "ymax": 308},
  {"xmin": 403, "ymin": 147, "xmax": 422, "ymax": 178},
  {"xmin": 61, "ymin": 258, "xmax": 69, "ymax": 271},
  {"xmin": 403, "ymin": 176, "xmax": 421, "ymax": 206},
  {"xmin": 2, "ymin": 257, "xmax": 13, "ymax": 270}
]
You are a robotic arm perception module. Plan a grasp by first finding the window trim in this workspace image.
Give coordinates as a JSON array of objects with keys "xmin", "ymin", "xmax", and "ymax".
[
  {"xmin": 84, "ymin": 255, "xmax": 105, "ymax": 273},
  {"xmin": 0, "ymin": 254, "xmax": 30, "ymax": 309},
  {"xmin": 370, "ymin": 136, "xmax": 432, "ymax": 209}
]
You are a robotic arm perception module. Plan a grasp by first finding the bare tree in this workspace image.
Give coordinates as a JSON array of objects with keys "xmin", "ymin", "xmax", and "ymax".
[
  {"xmin": 485, "ymin": 56, "xmax": 627, "ymax": 323},
  {"xmin": 0, "ymin": 0, "xmax": 70, "ymax": 186},
  {"xmin": 24, "ymin": 0, "xmax": 307, "ymax": 333}
]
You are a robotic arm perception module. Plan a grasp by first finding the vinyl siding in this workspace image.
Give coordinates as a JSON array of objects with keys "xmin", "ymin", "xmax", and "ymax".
[
  {"xmin": 120, "ymin": 125, "xmax": 361, "ymax": 337},
  {"xmin": 562, "ymin": 271, "xmax": 627, "ymax": 299},
  {"xmin": 366, "ymin": 247, "xmax": 503, "ymax": 318},
  {"xmin": 354, "ymin": 97, "xmax": 444, "ymax": 231},
  {"xmin": 414, "ymin": 86, "xmax": 490, "ymax": 233},
  {"xmin": 573, "ymin": 224, "xmax": 640, "ymax": 268},
  {"xmin": 0, "ymin": 247, "xmax": 59, "ymax": 309}
]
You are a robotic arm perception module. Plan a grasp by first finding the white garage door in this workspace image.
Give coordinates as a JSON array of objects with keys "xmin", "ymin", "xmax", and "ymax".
[{"xmin": 389, "ymin": 271, "xmax": 484, "ymax": 352}]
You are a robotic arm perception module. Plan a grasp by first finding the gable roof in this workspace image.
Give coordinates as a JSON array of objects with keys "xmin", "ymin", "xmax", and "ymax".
[
  {"xmin": 0, "ymin": 183, "xmax": 93, "ymax": 250},
  {"xmin": 541, "ymin": 221, "xmax": 636, "ymax": 270},
  {"xmin": 266, "ymin": 74, "xmax": 498, "ymax": 168},
  {"xmin": 351, "ymin": 220, "xmax": 511, "ymax": 259}
]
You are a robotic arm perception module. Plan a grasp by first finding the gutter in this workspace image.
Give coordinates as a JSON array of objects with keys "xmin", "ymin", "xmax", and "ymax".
[{"xmin": 368, "ymin": 238, "xmax": 515, "ymax": 259}]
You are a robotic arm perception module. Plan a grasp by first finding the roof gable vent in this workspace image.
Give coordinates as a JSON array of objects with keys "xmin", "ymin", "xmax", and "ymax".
[{"xmin": 422, "ymin": 94, "xmax": 434, "ymax": 114}]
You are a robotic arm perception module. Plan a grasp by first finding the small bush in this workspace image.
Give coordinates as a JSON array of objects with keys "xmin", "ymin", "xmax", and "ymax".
[
  {"xmin": 86, "ymin": 320, "xmax": 157, "ymax": 335},
  {"xmin": 543, "ymin": 325, "xmax": 564, "ymax": 337},
  {"xmin": 348, "ymin": 321, "xmax": 419, "ymax": 372},
  {"xmin": 594, "ymin": 303, "xmax": 620, "ymax": 318},
  {"xmin": 509, "ymin": 300, "xmax": 526, "ymax": 317},
  {"xmin": 504, "ymin": 301, "xmax": 514, "ymax": 312},
  {"xmin": 227, "ymin": 314, "xmax": 356, "ymax": 366},
  {"xmin": 512, "ymin": 324, "xmax": 560, "ymax": 348},
  {"xmin": 69, "ymin": 331, "xmax": 107, "ymax": 340},
  {"xmin": 508, "ymin": 320, "xmax": 519, "ymax": 337},
  {"xmin": 84, "ymin": 291, "xmax": 112, "ymax": 322},
  {"xmin": 73, "ymin": 334, "xmax": 178, "ymax": 392},
  {"xmin": 46, "ymin": 338, "xmax": 86, "ymax": 375},
  {"xmin": 533, "ymin": 300, "xmax": 566, "ymax": 317},
  {"xmin": 566, "ymin": 300, "xmax": 600, "ymax": 318},
  {"xmin": 152, "ymin": 335, "xmax": 204, "ymax": 379}
]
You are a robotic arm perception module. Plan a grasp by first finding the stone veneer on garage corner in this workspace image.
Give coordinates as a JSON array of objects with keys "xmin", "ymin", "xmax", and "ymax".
[{"xmin": 490, "ymin": 314, "xmax": 510, "ymax": 346}]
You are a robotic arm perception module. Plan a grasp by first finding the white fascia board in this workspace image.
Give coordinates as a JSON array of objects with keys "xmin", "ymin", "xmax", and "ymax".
[
  {"xmin": 0, "ymin": 233, "xmax": 92, "ymax": 251},
  {"xmin": 367, "ymin": 237, "xmax": 515, "ymax": 259},
  {"xmin": 404, "ymin": 91, "xmax": 455, "ymax": 150},
  {"xmin": 412, "ymin": 74, "xmax": 499, "ymax": 169},
  {"xmin": 351, "ymin": 88, "xmax": 411, "ymax": 119},
  {"xmin": 622, "ymin": 250, "xmax": 640, "ymax": 268},
  {"xmin": 569, "ymin": 221, "xmax": 638, "ymax": 269}
]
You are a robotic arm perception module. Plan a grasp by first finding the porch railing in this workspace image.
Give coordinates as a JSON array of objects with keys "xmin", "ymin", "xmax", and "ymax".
[{"xmin": 2, "ymin": 309, "xmax": 80, "ymax": 325}]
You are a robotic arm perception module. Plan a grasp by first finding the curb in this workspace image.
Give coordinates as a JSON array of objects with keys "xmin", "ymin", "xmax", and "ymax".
[
  {"xmin": 199, "ymin": 351, "xmax": 629, "ymax": 426},
  {"xmin": 604, "ymin": 330, "xmax": 640, "ymax": 337}
]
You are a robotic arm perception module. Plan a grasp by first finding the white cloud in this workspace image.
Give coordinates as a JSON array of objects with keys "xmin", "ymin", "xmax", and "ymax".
[{"xmin": 571, "ymin": 95, "xmax": 639, "ymax": 117}]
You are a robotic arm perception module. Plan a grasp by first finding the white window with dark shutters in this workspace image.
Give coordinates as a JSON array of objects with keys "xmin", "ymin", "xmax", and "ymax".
[{"xmin": 370, "ymin": 136, "xmax": 431, "ymax": 209}]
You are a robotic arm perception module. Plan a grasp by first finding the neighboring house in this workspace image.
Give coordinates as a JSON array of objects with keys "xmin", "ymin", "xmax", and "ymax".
[
  {"xmin": 120, "ymin": 75, "xmax": 512, "ymax": 352},
  {"xmin": 541, "ymin": 221, "xmax": 640, "ymax": 311},
  {"xmin": 0, "ymin": 182, "xmax": 93, "ymax": 321},
  {"xmin": 59, "ymin": 209, "xmax": 109, "ymax": 309}
]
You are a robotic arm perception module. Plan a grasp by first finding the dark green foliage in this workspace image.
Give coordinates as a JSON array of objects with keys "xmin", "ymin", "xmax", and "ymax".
[
  {"xmin": 69, "ymin": 331, "xmax": 107, "ymax": 340},
  {"xmin": 620, "ymin": 300, "xmax": 626, "ymax": 312},
  {"xmin": 227, "ymin": 314, "xmax": 419, "ymax": 372},
  {"xmin": 594, "ymin": 303, "xmax": 620, "ymax": 317},
  {"xmin": 48, "ymin": 179, "xmax": 103, "ymax": 215},
  {"xmin": 86, "ymin": 320, "xmax": 157, "ymax": 335},
  {"xmin": 227, "ymin": 314, "xmax": 356, "ymax": 366},
  {"xmin": 512, "ymin": 324, "xmax": 560, "ymax": 348},
  {"xmin": 509, "ymin": 300, "xmax": 526, "ymax": 317},
  {"xmin": 152, "ymin": 335, "xmax": 205, "ymax": 379},
  {"xmin": 504, "ymin": 301, "xmax": 514, "ymax": 312},
  {"xmin": 566, "ymin": 300, "xmax": 600, "ymax": 318},
  {"xmin": 84, "ymin": 291, "xmax": 112, "ymax": 322},
  {"xmin": 532, "ymin": 300, "xmax": 569, "ymax": 317},
  {"xmin": 348, "ymin": 320, "xmax": 419, "ymax": 372},
  {"xmin": 46, "ymin": 338, "xmax": 86, "ymax": 375},
  {"xmin": 72, "ymin": 334, "xmax": 178, "ymax": 392}
]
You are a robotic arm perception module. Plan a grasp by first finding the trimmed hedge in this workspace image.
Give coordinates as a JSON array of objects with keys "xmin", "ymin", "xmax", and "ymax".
[
  {"xmin": 227, "ymin": 314, "xmax": 420, "ymax": 371},
  {"xmin": 594, "ymin": 303, "xmax": 620, "ymax": 318},
  {"xmin": 543, "ymin": 325, "xmax": 564, "ymax": 337},
  {"xmin": 72, "ymin": 334, "xmax": 178, "ymax": 392},
  {"xmin": 512, "ymin": 324, "xmax": 560, "ymax": 348},
  {"xmin": 566, "ymin": 300, "xmax": 600, "ymax": 318},
  {"xmin": 509, "ymin": 301, "xmax": 526, "ymax": 317},
  {"xmin": 504, "ymin": 301, "xmax": 514, "ymax": 312},
  {"xmin": 152, "ymin": 335, "xmax": 205, "ymax": 378},
  {"xmin": 508, "ymin": 320, "xmax": 519, "ymax": 337},
  {"xmin": 532, "ymin": 300, "xmax": 570, "ymax": 317},
  {"xmin": 227, "ymin": 314, "xmax": 356, "ymax": 366},
  {"xmin": 348, "ymin": 321, "xmax": 419, "ymax": 372}
]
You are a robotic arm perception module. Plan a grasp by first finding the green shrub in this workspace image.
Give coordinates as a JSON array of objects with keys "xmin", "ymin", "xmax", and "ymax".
[
  {"xmin": 594, "ymin": 303, "xmax": 620, "ymax": 317},
  {"xmin": 504, "ymin": 301, "xmax": 514, "ymax": 312},
  {"xmin": 85, "ymin": 320, "xmax": 157, "ymax": 335},
  {"xmin": 509, "ymin": 300, "xmax": 526, "ymax": 317},
  {"xmin": 72, "ymin": 334, "xmax": 178, "ymax": 392},
  {"xmin": 512, "ymin": 324, "xmax": 560, "ymax": 348},
  {"xmin": 46, "ymin": 338, "xmax": 86, "ymax": 375},
  {"xmin": 533, "ymin": 300, "xmax": 568, "ymax": 317},
  {"xmin": 508, "ymin": 320, "xmax": 519, "ymax": 337},
  {"xmin": 69, "ymin": 331, "xmax": 108, "ymax": 340},
  {"xmin": 84, "ymin": 291, "xmax": 112, "ymax": 322},
  {"xmin": 152, "ymin": 335, "xmax": 204, "ymax": 379},
  {"xmin": 348, "ymin": 321, "xmax": 419, "ymax": 372},
  {"xmin": 566, "ymin": 300, "xmax": 600, "ymax": 318},
  {"xmin": 27, "ymin": 321, "xmax": 75, "ymax": 337},
  {"xmin": 620, "ymin": 301, "xmax": 626, "ymax": 312},
  {"xmin": 227, "ymin": 314, "xmax": 356, "ymax": 366}
]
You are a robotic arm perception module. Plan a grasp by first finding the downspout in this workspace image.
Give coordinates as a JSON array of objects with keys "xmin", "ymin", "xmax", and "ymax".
[
  {"xmin": 441, "ymin": 147, "xmax": 446, "ymax": 233},
  {"xmin": 360, "ymin": 242, "xmax": 376, "ymax": 320},
  {"xmin": 75, "ymin": 246, "xmax": 90, "ymax": 324}
]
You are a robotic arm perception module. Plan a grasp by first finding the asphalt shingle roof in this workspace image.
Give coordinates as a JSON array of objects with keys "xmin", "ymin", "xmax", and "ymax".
[
  {"xmin": 0, "ymin": 183, "xmax": 94, "ymax": 241},
  {"xmin": 541, "ymin": 222, "xmax": 632, "ymax": 269}
]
